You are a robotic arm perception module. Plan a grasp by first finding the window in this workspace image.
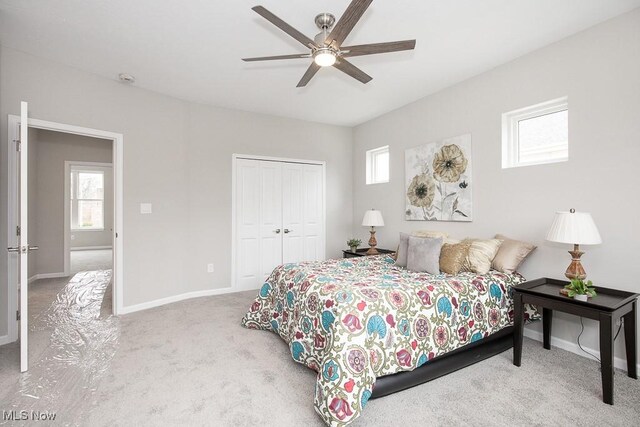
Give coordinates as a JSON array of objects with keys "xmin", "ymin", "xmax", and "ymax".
[
  {"xmin": 366, "ymin": 145, "xmax": 389, "ymax": 184},
  {"xmin": 502, "ymin": 97, "xmax": 568, "ymax": 168},
  {"xmin": 70, "ymin": 168, "xmax": 104, "ymax": 230}
]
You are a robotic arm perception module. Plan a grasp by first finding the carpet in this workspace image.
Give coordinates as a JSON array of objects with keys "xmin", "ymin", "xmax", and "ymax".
[{"xmin": 1, "ymin": 287, "xmax": 638, "ymax": 426}]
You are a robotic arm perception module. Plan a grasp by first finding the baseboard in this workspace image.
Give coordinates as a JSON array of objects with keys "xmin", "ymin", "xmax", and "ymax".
[
  {"xmin": 524, "ymin": 327, "xmax": 640, "ymax": 373},
  {"xmin": 71, "ymin": 246, "xmax": 112, "ymax": 251},
  {"xmin": 119, "ymin": 287, "xmax": 236, "ymax": 315},
  {"xmin": 28, "ymin": 272, "xmax": 68, "ymax": 283},
  {"xmin": 0, "ymin": 334, "xmax": 11, "ymax": 346}
]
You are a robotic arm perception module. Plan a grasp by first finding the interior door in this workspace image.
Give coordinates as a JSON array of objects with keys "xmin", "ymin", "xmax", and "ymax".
[
  {"xmin": 282, "ymin": 163, "xmax": 324, "ymax": 263},
  {"xmin": 8, "ymin": 102, "xmax": 31, "ymax": 372},
  {"xmin": 235, "ymin": 159, "xmax": 283, "ymax": 290},
  {"xmin": 282, "ymin": 163, "xmax": 304, "ymax": 263},
  {"xmin": 301, "ymin": 164, "xmax": 324, "ymax": 261}
]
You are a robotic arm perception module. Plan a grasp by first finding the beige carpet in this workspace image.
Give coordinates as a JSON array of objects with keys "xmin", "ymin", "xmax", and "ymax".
[{"xmin": 1, "ymin": 283, "xmax": 639, "ymax": 426}]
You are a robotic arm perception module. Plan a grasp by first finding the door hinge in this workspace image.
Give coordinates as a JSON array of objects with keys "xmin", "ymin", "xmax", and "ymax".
[
  {"xmin": 15, "ymin": 140, "xmax": 21, "ymax": 152},
  {"xmin": 16, "ymin": 225, "xmax": 21, "ymax": 236},
  {"xmin": 16, "ymin": 310, "xmax": 20, "ymax": 321}
]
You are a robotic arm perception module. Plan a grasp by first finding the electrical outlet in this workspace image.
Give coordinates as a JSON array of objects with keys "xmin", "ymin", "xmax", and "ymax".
[{"xmin": 207, "ymin": 263, "xmax": 214, "ymax": 273}]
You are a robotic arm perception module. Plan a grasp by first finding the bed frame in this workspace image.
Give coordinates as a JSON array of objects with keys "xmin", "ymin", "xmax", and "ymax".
[{"xmin": 371, "ymin": 326, "xmax": 514, "ymax": 398}]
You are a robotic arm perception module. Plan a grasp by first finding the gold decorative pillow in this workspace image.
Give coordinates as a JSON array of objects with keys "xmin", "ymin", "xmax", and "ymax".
[
  {"xmin": 492, "ymin": 234, "xmax": 537, "ymax": 273},
  {"xmin": 439, "ymin": 242, "xmax": 471, "ymax": 275},
  {"xmin": 462, "ymin": 238, "xmax": 503, "ymax": 274}
]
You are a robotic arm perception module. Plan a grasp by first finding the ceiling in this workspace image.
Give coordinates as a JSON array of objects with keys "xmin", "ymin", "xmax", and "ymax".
[{"xmin": 1, "ymin": 0, "xmax": 639, "ymax": 126}]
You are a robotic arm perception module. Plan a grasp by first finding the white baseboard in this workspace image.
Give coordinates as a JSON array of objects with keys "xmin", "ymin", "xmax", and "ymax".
[
  {"xmin": 119, "ymin": 287, "xmax": 236, "ymax": 315},
  {"xmin": 0, "ymin": 334, "xmax": 11, "ymax": 346},
  {"xmin": 524, "ymin": 327, "xmax": 639, "ymax": 373},
  {"xmin": 71, "ymin": 246, "xmax": 112, "ymax": 251},
  {"xmin": 28, "ymin": 272, "xmax": 68, "ymax": 283}
]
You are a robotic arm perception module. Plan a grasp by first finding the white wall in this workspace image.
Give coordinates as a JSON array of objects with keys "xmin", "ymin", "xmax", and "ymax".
[
  {"xmin": 353, "ymin": 10, "xmax": 640, "ymax": 364},
  {"xmin": 0, "ymin": 45, "xmax": 353, "ymax": 337},
  {"xmin": 27, "ymin": 129, "xmax": 113, "ymax": 278}
]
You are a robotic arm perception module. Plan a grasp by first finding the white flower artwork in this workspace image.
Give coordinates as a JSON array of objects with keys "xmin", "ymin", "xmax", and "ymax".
[{"xmin": 405, "ymin": 134, "xmax": 472, "ymax": 221}]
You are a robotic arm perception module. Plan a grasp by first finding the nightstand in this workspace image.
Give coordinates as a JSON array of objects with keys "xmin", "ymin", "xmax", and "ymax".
[
  {"xmin": 342, "ymin": 248, "xmax": 395, "ymax": 258},
  {"xmin": 512, "ymin": 278, "xmax": 638, "ymax": 405}
]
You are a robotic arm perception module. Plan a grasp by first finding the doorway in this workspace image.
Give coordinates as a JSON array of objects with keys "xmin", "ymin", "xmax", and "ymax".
[{"xmin": 6, "ymin": 113, "xmax": 124, "ymax": 357}]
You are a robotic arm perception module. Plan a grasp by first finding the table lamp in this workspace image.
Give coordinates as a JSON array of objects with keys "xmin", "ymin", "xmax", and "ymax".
[
  {"xmin": 546, "ymin": 208, "xmax": 602, "ymax": 280},
  {"xmin": 362, "ymin": 209, "xmax": 384, "ymax": 255}
]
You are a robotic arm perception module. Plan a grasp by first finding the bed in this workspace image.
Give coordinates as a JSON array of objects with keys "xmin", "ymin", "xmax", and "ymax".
[{"xmin": 241, "ymin": 255, "xmax": 538, "ymax": 426}]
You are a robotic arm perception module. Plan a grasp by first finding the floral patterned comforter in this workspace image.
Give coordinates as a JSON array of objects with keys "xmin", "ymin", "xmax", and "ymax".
[{"xmin": 241, "ymin": 255, "xmax": 538, "ymax": 426}]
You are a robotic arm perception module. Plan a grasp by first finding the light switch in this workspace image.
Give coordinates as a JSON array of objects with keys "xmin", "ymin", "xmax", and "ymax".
[{"xmin": 140, "ymin": 203, "xmax": 152, "ymax": 214}]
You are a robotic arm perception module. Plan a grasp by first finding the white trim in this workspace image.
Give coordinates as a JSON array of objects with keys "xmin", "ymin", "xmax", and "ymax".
[
  {"xmin": 70, "ymin": 245, "xmax": 112, "ymax": 251},
  {"xmin": 7, "ymin": 114, "xmax": 124, "ymax": 345},
  {"xmin": 231, "ymin": 154, "xmax": 327, "ymax": 292},
  {"xmin": 65, "ymin": 161, "xmax": 113, "ymax": 275},
  {"xmin": 28, "ymin": 272, "xmax": 68, "ymax": 284},
  {"xmin": 0, "ymin": 335, "xmax": 10, "ymax": 346},
  {"xmin": 119, "ymin": 287, "xmax": 237, "ymax": 315},
  {"xmin": 524, "ymin": 326, "xmax": 639, "ymax": 374}
]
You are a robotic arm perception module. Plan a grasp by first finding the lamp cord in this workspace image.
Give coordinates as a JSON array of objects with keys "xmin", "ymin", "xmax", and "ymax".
[{"xmin": 577, "ymin": 317, "xmax": 623, "ymax": 366}]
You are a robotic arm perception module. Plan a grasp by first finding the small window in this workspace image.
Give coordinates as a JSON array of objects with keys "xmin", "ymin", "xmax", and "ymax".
[
  {"xmin": 502, "ymin": 97, "xmax": 568, "ymax": 168},
  {"xmin": 366, "ymin": 145, "xmax": 389, "ymax": 184},
  {"xmin": 71, "ymin": 168, "xmax": 105, "ymax": 230}
]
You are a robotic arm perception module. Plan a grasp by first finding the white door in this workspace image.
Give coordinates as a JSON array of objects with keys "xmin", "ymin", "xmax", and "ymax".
[
  {"xmin": 301, "ymin": 164, "xmax": 324, "ymax": 262},
  {"xmin": 282, "ymin": 163, "xmax": 324, "ymax": 263},
  {"xmin": 235, "ymin": 158, "xmax": 324, "ymax": 290},
  {"xmin": 7, "ymin": 102, "xmax": 33, "ymax": 372},
  {"xmin": 235, "ymin": 159, "xmax": 283, "ymax": 290},
  {"xmin": 282, "ymin": 163, "xmax": 304, "ymax": 263}
]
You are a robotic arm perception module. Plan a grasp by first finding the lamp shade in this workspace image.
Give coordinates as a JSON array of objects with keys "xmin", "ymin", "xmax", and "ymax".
[
  {"xmin": 362, "ymin": 210, "xmax": 384, "ymax": 227},
  {"xmin": 546, "ymin": 211, "xmax": 602, "ymax": 245}
]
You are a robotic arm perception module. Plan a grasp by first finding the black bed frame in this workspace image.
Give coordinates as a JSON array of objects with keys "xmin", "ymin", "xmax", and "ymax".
[{"xmin": 370, "ymin": 326, "xmax": 514, "ymax": 398}]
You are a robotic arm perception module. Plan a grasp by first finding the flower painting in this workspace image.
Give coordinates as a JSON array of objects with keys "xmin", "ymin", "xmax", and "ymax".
[{"xmin": 405, "ymin": 134, "xmax": 472, "ymax": 221}]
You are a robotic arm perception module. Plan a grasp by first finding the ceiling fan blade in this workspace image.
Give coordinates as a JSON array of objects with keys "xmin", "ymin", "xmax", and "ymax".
[
  {"xmin": 341, "ymin": 40, "xmax": 416, "ymax": 57},
  {"xmin": 297, "ymin": 63, "xmax": 321, "ymax": 87},
  {"xmin": 252, "ymin": 6, "xmax": 316, "ymax": 49},
  {"xmin": 333, "ymin": 58, "xmax": 372, "ymax": 84},
  {"xmin": 243, "ymin": 53, "xmax": 311, "ymax": 62},
  {"xmin": 325, "ymin": 0, "xmax": 373, "ymax": 48}
]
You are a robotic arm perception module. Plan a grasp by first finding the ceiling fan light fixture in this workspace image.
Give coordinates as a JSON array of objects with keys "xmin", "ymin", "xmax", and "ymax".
[{"xmin": 314, "ymin": 49, "xmax": 336, "ymax": 67}]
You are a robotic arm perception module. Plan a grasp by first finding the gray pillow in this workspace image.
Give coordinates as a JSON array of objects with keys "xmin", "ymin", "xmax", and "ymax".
[
  {"xmin": 395, "ymin": 232, "xmax": 410, "ymax": 267},
  {"xmin": 407, "ymin": 236, "xmax": 443, "ymax": 274}
]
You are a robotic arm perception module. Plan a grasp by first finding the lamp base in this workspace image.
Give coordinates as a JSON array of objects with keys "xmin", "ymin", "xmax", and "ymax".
[
  {"xmin": 366, "ymin": 228, "xmax": 379, "ymax": 255},
  {"xmin": 564, "ymin": 244, "xmax": 587, "ymax": 280}
]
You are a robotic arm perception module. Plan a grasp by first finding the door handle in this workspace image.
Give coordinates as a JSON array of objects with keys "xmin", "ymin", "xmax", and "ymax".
[
  {"xmin": 274, "ymin": 229, "xmax": 281, "ymax": 234},
  {"xmin": 7, "ymin": 247, "xmax": 20, "ymax": 253},
  {"xmin": 28, "ymin": 246, "xmax": 39, "ymax": 251},
  {"xmin": 284, "ymin": 229, "xmax": 293, "ymax": 234}
]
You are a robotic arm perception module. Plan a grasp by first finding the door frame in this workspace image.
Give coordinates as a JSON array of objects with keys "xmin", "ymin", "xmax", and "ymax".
[
  {"xmin": 64, "ymin": 161, "xmax": 114, "ymax": 276},
  {"xmin": 231, "ymin": 154, "xmax": 326, "ymax": 291},
  {"xmin": 6, "ymin": 115, "xmax": 124, "ymax": 343}
]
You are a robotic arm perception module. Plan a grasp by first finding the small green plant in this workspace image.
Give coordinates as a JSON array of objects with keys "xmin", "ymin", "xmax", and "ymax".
[
  {"xmin": 564, "ymin": 279, "xmax": 597, "ymax": 298},
  {"xmin": 347, "ymin": 238, "xmax": 362, "ymax": 250}
]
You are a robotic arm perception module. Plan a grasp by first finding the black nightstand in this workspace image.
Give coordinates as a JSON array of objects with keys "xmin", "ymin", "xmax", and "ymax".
[
  {"xmin": 342, "ymin": 248, "xmax": 395, "ymax": 258},
  {"xmin": 512, "ymin": 278, "xmax": 638, "ymax": 405}
]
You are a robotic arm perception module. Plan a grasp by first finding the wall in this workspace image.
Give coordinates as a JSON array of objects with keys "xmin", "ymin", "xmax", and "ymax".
[
  {"xmin": 0, "ymin": 46, "xmax": 353, "ymax": 337},
  {"xmin": 353, "ymin": 10, "xmax": 640, "ymax": 364},
  {"xmin": 28, "ymin": 129, "xmax": 113, "ymax": 277}
]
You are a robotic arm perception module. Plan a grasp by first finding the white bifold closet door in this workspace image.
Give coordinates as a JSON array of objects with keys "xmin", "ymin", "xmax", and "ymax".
[{"xmin": 235, "ymin": 158, "xmax": 324, "ymax": 290}]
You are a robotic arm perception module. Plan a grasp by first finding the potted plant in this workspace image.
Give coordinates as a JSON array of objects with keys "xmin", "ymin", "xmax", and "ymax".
[
  {"xmin": 564, "ymin": 278, "xmax": 597, "ymax": 301},
  {"xmin": 347, "ymin": 238, "xmax": 362, "ymax": 253}
]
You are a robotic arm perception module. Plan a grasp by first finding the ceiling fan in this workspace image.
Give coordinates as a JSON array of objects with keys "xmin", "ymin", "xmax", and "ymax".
[{"xmin": 242, "ymin": 0, "xmax": 416, "ymax": 87}]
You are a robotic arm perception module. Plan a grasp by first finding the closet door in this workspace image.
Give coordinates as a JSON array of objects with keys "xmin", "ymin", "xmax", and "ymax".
[
  {"xmin": 282, "ymin": 164, "xmax": 304, "ymax": 263},
  {"xmin": 235, "ymin": 159, "xmax": 282, "ymax": 290},
  {"xmin": 282, "ymin": 163, "xmax": 324, "ymax": 264}
]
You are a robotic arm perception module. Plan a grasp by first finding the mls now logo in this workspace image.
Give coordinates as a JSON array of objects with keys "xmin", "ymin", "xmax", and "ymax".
[{"xmin": 3, "ymin": 410, "xmax": 57, "ymax": 421}]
